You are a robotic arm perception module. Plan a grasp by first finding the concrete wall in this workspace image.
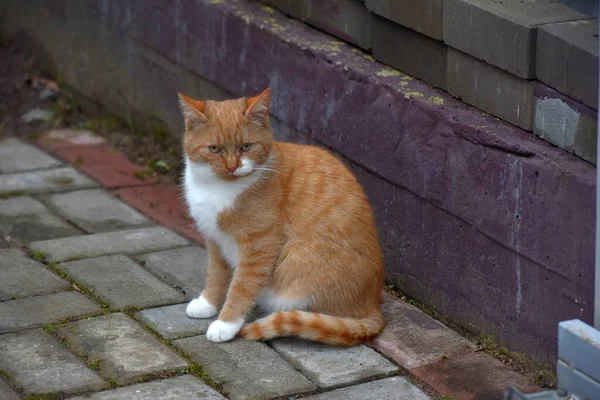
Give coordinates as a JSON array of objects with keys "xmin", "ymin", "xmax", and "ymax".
[{"xmin": 0, "ymin": 0, "xmax": 595, "ymax": 364}]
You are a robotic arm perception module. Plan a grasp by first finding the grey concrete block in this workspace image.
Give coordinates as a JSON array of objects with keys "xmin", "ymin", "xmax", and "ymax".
[
  {"xmin": 370, "ymin": 292, "xmax": 476, "ymax": 369},
  {"xmin": 0, "ymin": 248, "xmax": 69, "ymax": 301},
  {"xmin": 557, "ymin": 359, "xmax": 600, "ymax": 399},
  {"xmin": 447, "ymin": 48, "xmax": 534, "ymax": 130},
  {"xmin": 56, "ymin": 313, "xmax": 189, "ymax": 385},
  {"xmin": 136, "ymin": 303, "xmax": 215, "ymax": 339},
  {"xmin": 61, "ymin": 255, "xmax": 185, "ymax": 309},
  {"xmin": 173, "ymin": 336, "xmax": 316, "ymax": 400},
  {"xmin": 0, "ymin": 291, "xmax": 102, "ymax": 333},
  {"xmin": 0, "ymin": 167, "xmax": 97, "ymax": 195},
  {"xmin": 262, "ymin": 0, "xmax": 373, "ymax": 49},
  {"xmin": 69, "ymin": 375, "xmax": 225, "ymax": 400},
  {"xmin": 47, "ymin": 189, "xmax": 151, "ymax": 233},
  {"xmin": 303, "ymin": 377, "xmax": 431, "ymax": 400},
  {"xmin": 270, "ymin": 338, "xmax": 399, "ymax": 388},
  {"xmin": 0, "ymin": 137, "xmax": 62, "ymax": 173},
  {"xmin": 29, "ymin": 227, "xmax": 189, "ymax": 262},
  {"xmin": 366, "ymin": 0, "xmax": 442, "ymax": 40},
  {"xmin": 0, "ymin": 196, "xmax": 81, "ymax": 243},
  {"xmin": 443, "ymin": 0, "xmax": 591, "ymax": 78},
  {"xmin": 0, "ymin": 377, "xmax": 20, "ymax": 400},
  {"xmin": 371, "ymin": 15, "xmax": 447, "ymax": 90},
  {"xmin": 537, "ymin": 19, "xmax": 599, "ymax": 109},
  {"xmin": 558, "ymin": 319, "xmax": 600, "ymax": 382},
  {"xmin": 533, "ymin": 83, "xmax": 597, "ymax": 164},
  {"xmin": 137, "ymin": 246, "xmax": 208, "ymax": 298},
  {"xmin": 0, "ymin": 329, "xmax": 108, "ymax": 395}
]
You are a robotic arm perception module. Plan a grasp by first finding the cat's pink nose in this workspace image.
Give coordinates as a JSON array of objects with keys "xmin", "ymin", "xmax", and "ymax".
[{"xmin": 226, "ymin": 166, "xmax": 237, "ymax": 173}]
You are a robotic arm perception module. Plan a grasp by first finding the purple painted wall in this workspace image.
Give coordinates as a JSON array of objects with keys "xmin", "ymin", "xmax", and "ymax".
[{"xmin": 0, "ymin": 0, "xmax": 595, "ymax": 362}]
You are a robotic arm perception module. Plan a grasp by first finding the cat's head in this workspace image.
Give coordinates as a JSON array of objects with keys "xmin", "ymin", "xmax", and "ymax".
[{"xmin": 179, "ymin": 88, "xmax": 273, "ymax": 181}]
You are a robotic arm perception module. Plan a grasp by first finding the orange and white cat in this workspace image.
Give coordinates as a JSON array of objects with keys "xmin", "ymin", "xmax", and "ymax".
[{"xmin": 179, "ymin": 88, "xmax": 384, "ymax": 345}]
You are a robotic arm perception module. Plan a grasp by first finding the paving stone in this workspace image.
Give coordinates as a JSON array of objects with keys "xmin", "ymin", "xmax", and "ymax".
[
  {"xmin": 447, "ymin": 48, "xmax": 534, "ymax": 130},
  {"xmin": 443, "ymin": 0, "xmax": 591, "ymax": 78},
  {"xmin": 56, "ymin": 313, "xmax": 189, "ymax": 385},
  {"xmin": 115, "ymin": 184, "xmax": 205, "ymax": 245},
  {"xmin": 366, "ymin": 0, "xmax": 442, "ymax": 40},
  {"xmin": 137, "ymin": 246, "xmax": 208, "ymax": 298},
  {"xmin": 173, "ymin": 336, "xmax": 316, "ymax": 400},
  {"xmin": 371, "ymin": 15, "xmax": 447, "ymax": 90},
  {"xmin": 47, "ymin": 189, "xmax": 151, "ymax": 233},
  {"xmin": 29, "ymin": 226, "xmax": 189, "ymax": 262},
  {"xmin": 0, "ymin": 167, "xmax": 97, "ymax": 196},
  {"xmin": 0, "ymin": 247, "xmax": 69, "ymax": 301},
  {"xmin": 537, "ymin": 19, "xmax": 599, "ymax": 109},
  {"xmin": 0, "ymin": 377, "xmax": 20, "ymax": 400},
  {"xmin": 54, "ymin": 145, "xmax": 157, "ymax": 189},
  {"xmin": 0, "ymin": 329, "xmax": 108, "ymax": 395},
  {"xmin": 370, "ymin": 292, "xmax": 476, "ymax": 369},
  {"xmin": 262, "ymin": 0, "xmax": 373, "ymax": 49},
  {"xmin": 303, "ymin": 376, "xmax": 431, "ymax": 400},
  {"xmin": 136, "ymin": 303, "xmax": 214, "ymax": 339},
  {"xmin": 270, "ymin": 338, "xmax": 398, "ymax": 388},
  {"xmin": 411, "ymin": 351, "xmax": 540, "ymax": 400},
  {"xmin": 69, "ymin": 375, "xmax": 225, "ymax": 399},
  {"xmin": 38, "ymin": 128, "xmax": 106, "ymax": 151},
  {"xmin": 0, "ymin": 291, "xmax": 102, "ymax": 333},
  {"xmin": 0, "ymin": 137, "xmax": 62, "ymax": 173},
  {"xmin": 533, "ymin": 83, "xmax": 598, "ymax": 164},
  {"xmin": 61, "ymin": 255, "xmax": 184, "ymax": 309},
  {"xmin": 0, "ymin": 196, "xmax": 81, "ymax": 243}
]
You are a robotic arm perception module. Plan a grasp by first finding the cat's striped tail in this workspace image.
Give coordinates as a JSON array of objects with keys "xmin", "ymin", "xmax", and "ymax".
[{"xmin": 238, "ymin": 310, "xmax": 385, "ymax": 346}]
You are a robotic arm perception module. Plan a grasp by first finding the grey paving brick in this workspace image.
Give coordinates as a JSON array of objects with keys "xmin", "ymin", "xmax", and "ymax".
[
  {"xmin": 366, "ymin": 0, "xmax": 442, "ymax": 40},
  {"xmin": 303, "ymin": 377, "xmax": 431, "ymax": 400},
  {"xmin": 271, "ymin": 338, "xmax": 398, "ymax": 389},
  {"xmin": 137, "ymin": 246, "xmax": 208, "ymax": 298},
  {"xmin": 47, "ymin": 189, "xmax": 151, "ymax": 233},
  {"xmin": 69, "ymin": 375, "xmax": 225, "ymax": 399},
  {"xmin": 443, "ymin": 0, "xmax": 590, "ymax": 78},
  {"xmin": 0, "ymin": 137, "xmax": 62, "ymax": 173},
  {"xmin": 537, "ymin": 19, "xmax": 599, "ymax": 109},
  {"xmin": 0, "ymin": 329, "xmax": 108, "ymax": 395},
  {"xmin": 0, "ymin": 167, "xmax": 96, "ymax": 196},
  {"xmin": 61, "ymin": 255, "xmax": 184, "ymax": 309},
  {"xmin": 0, "ymin": 196, "xmax": 81, "ymax": 243},
  {"xmin": 370, "ymin": 292, "xmax": 476, "ymax": 369},
  {"xmin": 262, "ymin": 0, "xmax": 373, "ymax": 49},
  {"xmin": 533, "ymin": 83, "xmax": 597, "ymax": 164},
  {"xmin": 0, "ymin": 291, "xmax": 101, "ymax": 333},
  {"xmin": 371, "ymin": 15, "xmax": 447, "ymax": 90},
  {"xmin": 29, "ymin": 226, "xmax": 189, "ymax": 262},
  {"xmin": 173, "ymin": 336, "xmax": 316, "ymax": 400},
  {"xmin": 56, "ymin": 313, "xmax": 189, "ymax": 385},
  {"xmin": 0, "ymin": 247, "xmax": 69, "ymax": 301},
  {"xmin": 136, "ymin": 303, "xmax": 214, "ymax": 339},
  {"xmin": 0, "ymin": 377, "xmax": 20, "ymax": 400},
  {"xmin": 447, "ymin": 48, "xmax": 534, "ymax": 130}
]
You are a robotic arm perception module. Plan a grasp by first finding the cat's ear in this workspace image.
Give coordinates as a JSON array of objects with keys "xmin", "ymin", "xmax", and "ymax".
[
  {"xmin": 178, "ymin": 93, "xmax": 208, "ymax": 131},
  {"xmin": 245, "ymin": 88, "xmax": 271, "ymax": 127}
]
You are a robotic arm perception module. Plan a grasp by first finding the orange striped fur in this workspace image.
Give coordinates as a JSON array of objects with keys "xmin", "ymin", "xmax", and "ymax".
[{"xmin": 180, "ymin": 88, "xmax": 385, "ymax": 346}]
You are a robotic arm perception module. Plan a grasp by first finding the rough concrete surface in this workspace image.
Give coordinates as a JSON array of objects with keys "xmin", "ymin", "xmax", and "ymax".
[
  {"xmin": 56, "ymin": 313, "xmax": 189, "ymax": 385},
  {"xmin": 136, "ymin": 303, "xmax": 215, "ymax": 339},
  {"xmin": 174, "ymin": 336, "xmax": 317, "ymax": 400},
  {"xmin": 0, "ymin": 167, "xmax": 97, "ymax": 195},
  {"xmin": 60, "ymin": 255, "xmax": 184, "ymax": 309},
  {"xmin": 303, "ymin": 377, "xmax": 432, "ymax": 400},
  {"xmin": 0, "ymin": 137, "xmax": 62, "ymax": 173},
  {"xmin": 29, "ymin": 226, "xmax": 189, "ymax": 261},
  {"xmin": 0, "ymin": 329, "xmax": 108, "ymax": 395}
]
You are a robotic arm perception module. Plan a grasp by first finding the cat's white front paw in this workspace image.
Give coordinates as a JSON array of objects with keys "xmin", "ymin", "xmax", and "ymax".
[
  {"xmin": 206, "ymin": 319, "xmax": 244, "ymax": 342},
  {"xmin": 186, "ymin": 295, "xmax": 218, "ymax": 319}
]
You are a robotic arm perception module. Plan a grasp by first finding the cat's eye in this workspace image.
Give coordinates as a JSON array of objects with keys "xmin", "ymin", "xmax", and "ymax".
[
  {"xmin": 208, "ymin": 145, "xmax": 221, "ymax": 153},
  {"xmin": 240, "ymin": 143, "xmax": 253, "ymax": 152}
]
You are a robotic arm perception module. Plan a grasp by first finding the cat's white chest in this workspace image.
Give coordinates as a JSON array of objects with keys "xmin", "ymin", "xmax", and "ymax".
[{"xmin": 183, "ymin": 159, "xmax": 259, "ymax": 269}]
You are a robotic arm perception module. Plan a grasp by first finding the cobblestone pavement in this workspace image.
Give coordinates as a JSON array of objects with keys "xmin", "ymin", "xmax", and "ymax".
[{"xmin": 0, "ymin": 135, "xmax": 541, "ymax": 399}]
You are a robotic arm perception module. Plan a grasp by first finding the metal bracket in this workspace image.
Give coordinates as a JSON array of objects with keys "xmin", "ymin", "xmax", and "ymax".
[{"xmin": 504, "ymin": 386, "xmax": 580, "ymax": 400}]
